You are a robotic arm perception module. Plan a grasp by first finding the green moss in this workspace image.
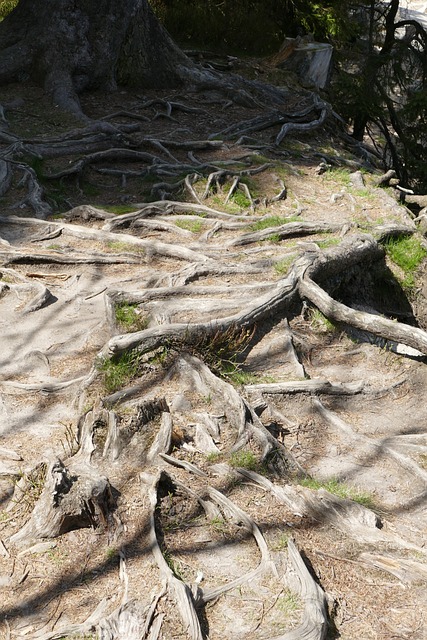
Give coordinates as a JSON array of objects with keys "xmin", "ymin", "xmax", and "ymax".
[{"xmin": 0, "ymin": 0, "xmax": 18, "ymax": 19}]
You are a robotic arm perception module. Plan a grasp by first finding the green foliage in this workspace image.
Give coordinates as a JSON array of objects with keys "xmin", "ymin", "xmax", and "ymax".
[
  {"xmin": 309, "ymin": 308, "xmax": 337, "ymax": 332},
  {"xmin": 384, "ymin": 235, "xmax": 427, "ymax": 292},
  {"xmin": 227, "ymin": 370, "xmax": 277, "ymax": 386},
  {"xmin": 315, "ymin": 237, "xmax": 340, "ymax": 249},
  {"xmin": 98, "ymin": 350, "xmax": 145, "ymax": 393},
  {"xmin": 250, "ymin": 216, "xmax": 299, "ymax": 231},
  {"xmin": 231, "ymin": 191, "xmax": 252, "ymax": 209},
  {"xmin": 265, "ymin": 233, "xmax": 281, "ymax": 244},
  {"xmin": 105, "ymin": 241, "xmax": 145, "ymax": 254},
  {"xmin": 274, "ymin": 256, "xmax": 295, "ymax": 276},
  {"xmin": 276, "ymin": 591, "xmax": 301, "ymax": 613},
  {"xmin": 115, "ymin": 303, "xmax": 148, "ymax": 332},
  {"xmin": 229, "ymin": 449, "xmax": 260, "ymax": 471},
  {"xmin": 299, "ymin": 476, "xmax": 376, "ymax": 509},
  {"xmin": 175, "ymin": 219, "xmax": 204, "ymax": 233},
  {"xmin": 188, "ymin": 324, "xmax": 255, "ymax": 380},
  {"xmin": 102, "ymin": 204, "xmax": 140, "ymax": 214},
  {"xmin": 0, "ymin": 0, "xmax": 17, "ymax": 19}
]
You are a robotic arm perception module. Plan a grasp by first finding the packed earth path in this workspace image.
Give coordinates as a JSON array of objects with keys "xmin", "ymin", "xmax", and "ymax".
[{"xmin": 0, "ymin": 77, "xmax": 426, "ymax": 640}]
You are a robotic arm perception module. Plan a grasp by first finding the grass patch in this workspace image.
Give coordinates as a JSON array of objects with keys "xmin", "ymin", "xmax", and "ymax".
[
  {"xmin": 98, "ymin": 350, "xmax": 144, "ymax": 393},
  {"xmin": 229, "ymin": 449, "xmax": 260, "ymax": 471},
  {"xmin": 315, "ymin": 237, "xmax": 340, "ymax": 249},
  {"xmin": 227, "ymin": 370, "xmax": 277, "ymax": 386},
  {"xmin": 250, "ymin": 215, "xmax": 299, "ymax": 231},
  {"xmin": 299, "ymin": 477, "xmax": 376, "ymax": 509},
  {"xmin": 102, "ymin": 204, "xmax": 140, "ymax": 214},
  {"xmin": 263, "ymin": 233, "xmax": 281, "ymax": 244},
  {"xmin": 384, "ymin": 235, "xmax": 427, "ymax": 291},
  {"xmin": 270, "ymin": 533, "xmax": 289, "ymax": 551},
  {"xmin": 274, "ymin": 256, "xmax": 295, "ymax": 276},
  {"xmin": 276, "ymin": 591, "xmax": 301, "ymax": 613},
  {"xmin": 309, "ymin": 308, "xmax": 337, "ymax": 333},
  {"xmin": 323, "ymin": 167, "xmax": 351, "ymax": 186},
  {"xmin": 105, "ymin": 240, "xmax": 145, "ymax": 254},
  {"xmin": 175, "ymin": 219, "xmax": 204, "ymax": 233},
  {"xmin": 115, "ymin": 302, "xmax": 148, "ymax": 332},
  {"xmin": 231, "ymin": 191, "xmax": 252, "ymax": 209},
  {"xmin": 188, "ymin": 324, "xmax": 255, "ymax": 380}
]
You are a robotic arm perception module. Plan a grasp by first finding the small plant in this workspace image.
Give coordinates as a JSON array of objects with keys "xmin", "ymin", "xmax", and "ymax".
[
  {"xmin": 209, "ymin": 516, "xmax": 227, "ymax": 533},
  {"xmin": 105, "ymin": 547, "xmax": 118, "ymax": 561},
  {"xmin": 250, "ymin": 215, "xmax": 299, "ymax": 231},
  {"xmin": 315, "ymin": 237, "xmax": 340, "ymax": 249},
  {"xmin": 418, "ymin": 453, "xmax": 427, "ymax": 470},
  {"xmin": 115, "ymin": 302, "xmax": 148, "ymax": 332},
  {"xmin": 229, "ymin": 449, "xmax": 260, "ymax": 471},
  {"xmin": 188, "ymin": 324, "xmax": 255, "ymax": 380},
  {"xmin": 98, "ymin": 350, "xmax": 144, "ymax": 393},
  {"xmin": 274, "ymin": 256, "xmax": 295, "ymax": 276},
  {"xmin": 227, "ymin": 370, "xmax": 277, "ymax": 386},
  {"xmin": 323, "ymin": 167, "xmax": 351, "ymax": 187},
  {"xmin": 384, "ymin": 235, "xmax": 427, "ymax": 292},
  {"xmin": 309, "ymin": 308, "xmax": 337, "ymax": 333},
  {"xmin": 271, "ymin": 533, "xmax": 289, "ymax": 551},
  {"xmin": 206, "ymin": 451, "xmax": 222, "ymax": 463},
  {"xmin": 299, "ymin": 477, "xmax": 376, "ymax": 509},
  {"xmin": 14, "ymin": 463, "xmax": 48, "ymax": 512},
  {"xmin": 276, "ymin": 590, "xmax": 301, "ymax": 613},
  {"xmin": 163, "ymin": 549, "xmax": 184, "ymax": 580},
  {"xmin": 60, "ymin": 421, "xmax": 79, "ymax": 457},
  {"xmin": 102, "ymin": 204, "xmax": 139, "ymax": 214},
  {"xmin": 175, "ymin": 219, "xmax": 204, "ymax": 233},
  {"xmin": 265, "ymin": 233, "xmax": 281, "ymax": 244},
  {"xmin": 231, "ymin": 190, "xmax": 251, "ymax": 209},
  {"xmin": 105, "ymin": 240, "xmax": 145, "ymax": 254}
]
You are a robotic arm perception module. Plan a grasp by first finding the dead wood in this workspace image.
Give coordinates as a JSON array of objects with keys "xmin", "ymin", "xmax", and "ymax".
[
  {"xmin": 235, "ymin": 468, "xmax": 382, "ymax": 539},
  {"xmin": 0, "ymin": 158, "xmax": 12, "ymax": 196},
  {"xmin": 227, "ymin": 221, "xmax": 344, "ymax": 247},
  {"xmin": 299, "ymin": 254, "xmax": 427, "ymax": 357},
  {"xmin": 359, "ymin": 552, "xmax": 427, "ymax": 584},
  {"xmin": 146, "ymin": 472, "xmax": 204, "ymax": 640},
  {"xmin": 244, "ymin": 379, "xmax": 364, "ymax": 396},
  {"xmin": 0, "ymin": 215, "xmax": 212, "ymax": 263},
  {"xmin": 10, "ymin": 459, "xmax": 114, "ymax": 547},
  {"xmin": 274, "ymin": 539, "xmax": 328, "ymax": 640}
]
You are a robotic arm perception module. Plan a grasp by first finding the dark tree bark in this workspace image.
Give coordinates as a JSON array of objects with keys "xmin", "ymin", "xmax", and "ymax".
[{"xmin": 0, "ymin": 0, "xmax": 193, "ymax": 115}]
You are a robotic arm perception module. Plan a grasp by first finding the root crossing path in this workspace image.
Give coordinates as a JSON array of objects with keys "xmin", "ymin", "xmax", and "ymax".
[{"xmin": 0, "ymin": 86, "xmax": 426, "ymax": 640}]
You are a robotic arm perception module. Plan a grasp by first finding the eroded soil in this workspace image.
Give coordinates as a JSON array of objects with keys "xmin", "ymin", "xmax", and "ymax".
[{"xmin": 0, "ymin": 77, "xmax": 426, "ymax": 640}]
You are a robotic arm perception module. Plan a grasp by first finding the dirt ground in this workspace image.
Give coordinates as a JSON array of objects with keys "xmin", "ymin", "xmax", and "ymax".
[{"xmin": 0, "ymin": 71, "xmax": 426, "ymax": 640}]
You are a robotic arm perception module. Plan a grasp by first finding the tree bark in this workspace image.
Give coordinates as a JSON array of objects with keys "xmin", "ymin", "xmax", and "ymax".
[{"xmin": 0, "ymin": 0, "xmax": 193, "ymax": 114}]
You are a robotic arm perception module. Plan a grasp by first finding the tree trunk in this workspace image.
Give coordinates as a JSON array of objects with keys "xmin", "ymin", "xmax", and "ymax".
[{"xmin": 0, "ymin": 0, "xmax": 192, "ymax": 114}]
